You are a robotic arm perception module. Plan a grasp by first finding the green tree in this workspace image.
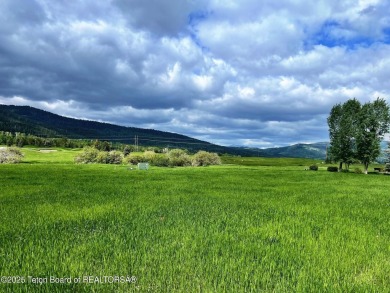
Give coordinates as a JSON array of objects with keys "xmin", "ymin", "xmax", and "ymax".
[
  {"xmin": 356, "ymin": 98, "xmax": 390, "ymax": 174},
  {"xmin": 15, "ymin": 132, "xmax": 27, "ymax": 147},
  {"xmin": 384, "ymin": 142, "xmax": 390, "ymax": 173},
  {"xmin": 0, "ymin": 131, "xmax": 6, "ymax": 145},
  {"xmin": 327, "ymin": 99, "xmax": 361, "ymax": 170},
  {"xmin": 123, "ymin": 145, "xmax": 133, "ymax": 156}
]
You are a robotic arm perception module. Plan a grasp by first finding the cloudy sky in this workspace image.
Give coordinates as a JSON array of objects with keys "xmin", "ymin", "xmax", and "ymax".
[{"xmin": 1, "ymin": 0, "xmax": 390, "ymax": 147}]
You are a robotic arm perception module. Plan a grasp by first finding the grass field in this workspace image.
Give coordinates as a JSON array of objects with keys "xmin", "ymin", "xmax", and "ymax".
[{"xmin": 1, "ymin": 148, "xmax": 390, "ymax": 292}]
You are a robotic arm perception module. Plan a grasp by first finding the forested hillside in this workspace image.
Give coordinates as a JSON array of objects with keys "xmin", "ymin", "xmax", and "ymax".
[
  {"xmin": 0, "ymin": 105, "xmax": 254, "ymax": 155},
  {"xmin": 0, "ymin": 105, "xmax": 334, "ymax": 158}
]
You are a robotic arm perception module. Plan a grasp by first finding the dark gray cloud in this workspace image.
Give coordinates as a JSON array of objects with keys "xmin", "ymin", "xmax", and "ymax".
[
  {"xmin": 1, "ymin": 0, "xmax": 390, "ymax": 147},
  {"xmin": 113, "ymin": 0, "xmax": 207, "ymax": 36},
  {"xmin": 0, "ymin": 0, "xmax": 46, "ymax": 28}
]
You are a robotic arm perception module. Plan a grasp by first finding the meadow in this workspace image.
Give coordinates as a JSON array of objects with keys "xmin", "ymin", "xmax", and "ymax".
[{"xmin": 0, "ymin": 148, "xmax": 390, "ymax": 292}]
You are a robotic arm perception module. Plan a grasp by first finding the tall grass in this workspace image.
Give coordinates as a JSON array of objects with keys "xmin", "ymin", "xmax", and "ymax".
[{"xmin": 0, "ymin": 151, "xmax": 389, "ymax": 291}]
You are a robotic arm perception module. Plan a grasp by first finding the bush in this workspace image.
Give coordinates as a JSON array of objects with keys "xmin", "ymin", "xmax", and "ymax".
[
  {"xmin": 96, "ymin": 151, "xmax": 110, "ymax": 164},
  {"xmin": 74, "ymin": 147, "xmax": 99, "ymax": 164},
  {"xmin": 125, "ymin": 150, "xmax": 221, "ymax": 168},
  {"xmin": 192, "ymin": 151, "xmax": 221, "ymax": 167},
  {"xmin": 327, "ymin": 166, "xmax": 338, "ymax": 172},
  {"xmin": 149, "ymin": 154, "xmax": 170, "ymax": 167},
  {"xmin": 107, "ymin": 151, "xmax": 124, "ymax": 164},
  {"xmin": 142, "ymin": 151, "xmax": 156, "ymax": 163},
  {"xmin": 76, "ymin": 148, "xmax": 124, "ymax": 164},
  {"xmin": 0, "ymin": 147, "xmax": 24, "ymax": 163},
  {"xmin": 168, "ymin": 149, "xmax": 191, "ymax": 167},
  {"xmin": 309, "ymin": 165, "xmax": 318, "ymax": 171},
  {"xmin": 123, "ymin": 145, "xmax": 132, "ymax": 156},
  {"xmin": 125, "ymin": 149, "xmax": 193, "ymax": 167},
  {"xmin": 354, "ymin": 168, "xmax": 363, "ymax": 174},
  {"xmin": 124, "ymin": 153, "xmax": 145, "ymax": 165}
]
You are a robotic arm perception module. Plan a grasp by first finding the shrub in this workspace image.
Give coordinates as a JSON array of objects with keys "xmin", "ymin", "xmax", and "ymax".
[
  {"xmin": 149, "ymin": 154, "xmax": 170, "ymax": 167},
  {"xmin": 192, "ymin": 151, "xmax": 221, "ymax": 167},
  {"xmin": 124, "ymin": 153, "xmax": 145, "ymax": 165},
  {"xmin": 74, "ymin": 147, "xmax": 99, "ymax": 164},
  {"xmin": 0, "ymin": 147, "xmax": 24, "ymax": 163},
  {"xmin": 123, "ymin": 145, "xmax": 132, "ymax": 156},
  {"xmin": 327, "ymin": 166, "xmax": 338, "ymax": 172},
  {"xmin": 168, "ymin": 149, "xmax": 191, "ymax": 167},
  {"xmin": 107, "ymin": 151, "xmax": 123, "ymax": 164},
  {"xmin": 354, "ymin": 168, "xmax": 363, "ymax": 174},
  {"xmin": 76, "ymin": 148, "xmax": 124, "ymax": 164},
  {"xmin": 309, "ymin": 165, "xmax": 318, "ymax": 171},
  {"xmin": 143, "ymin": 151, "xmax": 156, "ymax": 163},
  {"xmin": 96, "ymin": 151, "xmax": 110, "ymax": 164}
]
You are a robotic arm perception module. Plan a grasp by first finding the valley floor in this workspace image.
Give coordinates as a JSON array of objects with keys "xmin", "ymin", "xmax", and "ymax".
[{"xmin": 0, "ymin": 149, "xmax": 389, "ymax": 292}]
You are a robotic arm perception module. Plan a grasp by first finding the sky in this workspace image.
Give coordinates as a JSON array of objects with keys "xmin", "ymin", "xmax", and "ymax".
[{"xmin": 1, "ymin": 0, "xmax": 390, "ymax": 148}]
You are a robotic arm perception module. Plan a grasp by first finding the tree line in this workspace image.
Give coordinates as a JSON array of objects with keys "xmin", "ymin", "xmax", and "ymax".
[
  {"xmin": 328, "ymin": 98, "xmax": 390, "ymax": 174},
  {"xmin": 0, "ymin": 131, "xmax": 204, "ymax": 155},
  {"xmin": 0, "ymin": 131, "xmax": 139, "ymax": 152}
]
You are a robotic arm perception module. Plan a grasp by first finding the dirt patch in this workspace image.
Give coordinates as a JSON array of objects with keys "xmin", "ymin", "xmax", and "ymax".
[{"xmin": 39, "ymin": 149, "xmax": 58, "ymax": 153}]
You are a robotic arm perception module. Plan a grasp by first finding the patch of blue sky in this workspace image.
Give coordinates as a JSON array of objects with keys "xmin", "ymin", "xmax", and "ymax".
[
  {"xmin": 188, "ymin": 31, "xmax": 210, "ymax": 53},
  {"xmin": 188, "ymin": 10, "xmax": 210, "ymax": 26},
  {"xmin": 306, "ymin": 20, "xmax": 381, "ymax": 50},
  {"xmin": 187, "ymin": 10, "xmax": 211, "ymax": 52},
  {"xmin": 382, "ymin": 27, "xmax": 390, "ymax": 43}
]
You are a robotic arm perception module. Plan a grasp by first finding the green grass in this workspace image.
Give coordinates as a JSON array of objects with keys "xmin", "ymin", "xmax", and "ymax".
[
  {"xmin": 221, "ymin": 155, "xmax": 322, "ymax": 167},
  {"xmin": 1, "ymin": 149, "xmax": 390, "ymax": 292},
  {"xmin": 19, "ymin": 147, "xmax": 82, "ymax": 164}
]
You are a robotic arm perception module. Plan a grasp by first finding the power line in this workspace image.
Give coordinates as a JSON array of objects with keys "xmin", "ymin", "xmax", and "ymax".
[
  {"xmin": 2, "ymin": 132, "xmax": 218, "ymax": 147},
  {"xmin": 1, "ymin": 129, "xmax": 208, "ymax": 142},
  {"xmin": 83, "ymin": 135, "xmax": 208, "ymax": 142},
  {"xmin": 138, "ymin": 138, "xmax": 213, "ymax": 145}
]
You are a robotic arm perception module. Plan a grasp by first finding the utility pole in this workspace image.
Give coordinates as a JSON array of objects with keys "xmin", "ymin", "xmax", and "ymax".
[
  {"xmin": 325, "ymin": 143, "xmax": 329, "ymax": 163},
  {"xmin": 134, "ymin": 135, "xmax": 139, "ymax": 152}
]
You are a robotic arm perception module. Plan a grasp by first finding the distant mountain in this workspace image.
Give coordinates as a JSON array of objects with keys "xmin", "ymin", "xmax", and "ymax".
[
  {"xmin": 234, "ymin": 142, "xmax": 328, "ymax": 160},
  {"xmin": 261, "ymin": 142, "xmax": 328, "ymax": 159},
  {"xmin": 8, "ymin": 104, "xmax": 383, "ymax": 160},
  {"xmin": 0, "ymin": 104, "xmax": 257, "ymax": 155},
  {"xmin": 250, "ymin": 141, "xmax": 388, "ymax": 161},
  {"xmin": 377, "ymin": 141, "xmax": 389, "ymax": 163}
]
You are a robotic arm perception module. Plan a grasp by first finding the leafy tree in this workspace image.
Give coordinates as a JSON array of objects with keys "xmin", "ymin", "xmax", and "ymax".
[
  {"xmin": 123, "ymin": 145, "xmax": 132, "ymax": 156},
  {"xmin": 385, "ymin": 142, "xmax": 390, "ymax": 172},
  {"xmin": 14, "ymin": 133, "xmax": 27, "ymax": 147},
  {"xmin": 5, "ymin": 134, "xmax": 14, "ymax": 146},
  {"xmin": 327, "ymin": 99, "xmax": 361, "ymax": 170},
  {"xmin": 328, "ymin": 98, "xmax": 390, "ymax": 174},
  {"xmin": 356, "ymin": 98, "xmax": 390, "ymax": 174}
]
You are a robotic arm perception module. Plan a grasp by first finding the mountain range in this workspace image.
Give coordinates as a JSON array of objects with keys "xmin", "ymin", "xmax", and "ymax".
[{"xmin": 0, "ymin": 104, "xmax": 329, "ymax": 159}]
